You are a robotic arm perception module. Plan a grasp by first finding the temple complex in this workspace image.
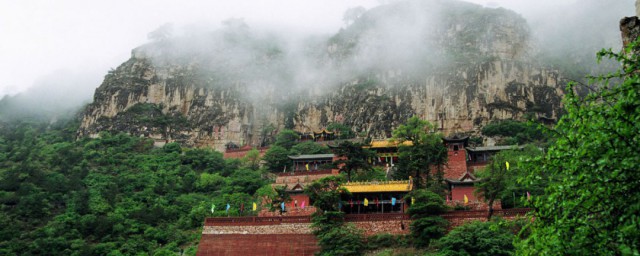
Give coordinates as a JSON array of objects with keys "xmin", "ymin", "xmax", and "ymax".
[{"xmin": 199, "ymin": 134, "xmax": 528, "ymax": 255}]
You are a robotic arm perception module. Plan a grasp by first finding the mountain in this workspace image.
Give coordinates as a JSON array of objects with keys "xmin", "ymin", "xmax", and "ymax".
[{"xmin": 78, "ymin": 0, "xmax": 569, "ymax": 151}]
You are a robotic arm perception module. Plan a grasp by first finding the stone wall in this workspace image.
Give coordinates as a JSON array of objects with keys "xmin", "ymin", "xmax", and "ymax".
[
  {"xmin": 201, "ymin": 218, "xmax": 412, "ymax": 236},
  {"xmin": 353, "ymin": 220, "xmax": 412, "ymax": 236},
  {"xmin": 203, "ymin": 223, "xmax": 312, "ymax": 235}
]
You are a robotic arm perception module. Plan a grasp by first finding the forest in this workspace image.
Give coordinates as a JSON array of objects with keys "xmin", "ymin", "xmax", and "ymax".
[{"xmin": 0, "ymin": 119, "xmax": 270, "ymax": 255}]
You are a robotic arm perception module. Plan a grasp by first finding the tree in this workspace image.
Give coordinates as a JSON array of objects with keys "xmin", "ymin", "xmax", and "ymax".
[
  {"xmin": 268, "ymin": 185, "xmax": 291, "ymax": 215},
  {"xmin": 242, "ymin": 149, "xmax": 261, "ymax": 170},
  {"xmin": 516, "ymin": 42, "xmax": 640, "ymax": 254},
  {"xmin": 392, "ymin": 116, "xmax": 447, "ymax": 189},
  {"xmin": 262, "ymin": 145, "xmax": 289, "ymax": 172},
  {"xmin": 273, "ymin": 129, "xmax": 299, "ymax": 150},
  {"xmin": 305, "ymin": 175, "xmax": 349, "ymax": 212},
  {"xmin": 435, "ymin": 220, "xmax": 515, "ymax": 256},
  {"xmin": 306, "ymin": 176, "xmax": 364, "ymax": 256},
  {"xmin": 481, "ymin": 120, "xmax": 547, "ymax": 146},
  {"xmin": 405, "ymin": 189, "xmax": 448, "ymax": 248},
  {"xmin": 327, "ymin": 123, "xmax": 355, "ymax": 139},
  {"xmin": 289, "ymin": 141, "xmax": 331, "ymax": 155},
  {"xmin": 332, "ymin": 141, "xmax": 376, "ymax": 181},
  {"xmin": 475, "ymin": 145, "xmax": 545, "ymax": 212}
]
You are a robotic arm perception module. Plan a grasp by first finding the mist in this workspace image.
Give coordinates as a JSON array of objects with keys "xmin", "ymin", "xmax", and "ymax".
[{"xmin": 0, "ymin": 0, "xmax": 635, "ymax": 121}]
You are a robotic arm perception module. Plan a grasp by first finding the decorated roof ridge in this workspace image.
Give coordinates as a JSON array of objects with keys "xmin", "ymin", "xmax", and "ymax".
[
  {"xmin": 288, "ymin": 154, "xmax": 335, "ymax": 160},
  {"xmin": 344, "ymin": 180, "xmax": 411, "ymax": 185},
  {"xmin": 364, "ymin": 139, "xmax": 413, "ymax": 148},
  {"xmin": 458, "ymin": 170, "xmax": 477, "ymax": 181},
  {"xmin": 446, "ymin": 171, "xmax": 479, "ymax": 184},
  {"xmin": 342, "ymin": 177, "xmax": 413, "ymax": 193}
]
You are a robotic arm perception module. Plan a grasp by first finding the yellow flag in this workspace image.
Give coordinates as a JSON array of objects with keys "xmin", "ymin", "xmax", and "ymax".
[
  {"xmin": 305, "ymin": 163, "xmax": 309, "ymax": 171},
  {"xmin": 506, "ymin": 161, "xmax": 510, "ymax": 170},
  {"xmin": 364, "ymin": 198, "xmax": 369, "ymax": 206},
  {"xmin": 252, "ymin": 202, "xmax": 257, "ymax": 211},
  {"xmin": 464, "ymin": 194, "xmax": 469, "ymax": 204},
  {"xmin": 411, "ymin": 197, "xmax": 415, "ymax": 205}
]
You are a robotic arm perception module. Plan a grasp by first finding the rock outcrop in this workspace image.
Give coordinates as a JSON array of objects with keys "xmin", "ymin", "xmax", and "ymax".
[{"xmin": 78, "ymin": 0, "xmax": 566, "ymax": 151}]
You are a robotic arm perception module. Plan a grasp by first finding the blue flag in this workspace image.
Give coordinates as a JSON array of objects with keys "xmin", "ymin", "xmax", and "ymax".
[
  {"xmin": 391, "ymin": 197, "xmax": 396, "ymax": 206},
  {"xmin": 226, "ymin": 203, "xmax": 230, "ymax": 212},
  {"xmin": 281, "ymin": 202, "xmax": 285, "ymax": 211}
]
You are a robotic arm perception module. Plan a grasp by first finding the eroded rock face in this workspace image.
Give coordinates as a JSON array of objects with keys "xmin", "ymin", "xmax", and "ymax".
[{"xmin": 78, "ymin": 0, "xmax": 566, "ymax": 151}]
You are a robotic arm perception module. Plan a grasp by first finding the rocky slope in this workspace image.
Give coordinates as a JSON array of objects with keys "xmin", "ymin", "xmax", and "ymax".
[{"xmin": 78, "ymin": 0, "xmax": 566, "ymax": 151}]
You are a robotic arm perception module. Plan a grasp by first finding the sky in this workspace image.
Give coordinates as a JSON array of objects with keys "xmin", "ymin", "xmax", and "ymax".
[{"xmin": 0, "ymin": 0, "xmax": 611, "ymax": 98}]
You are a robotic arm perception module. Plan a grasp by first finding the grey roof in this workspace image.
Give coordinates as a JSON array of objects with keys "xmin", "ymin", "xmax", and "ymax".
[
  {"xmin": 445, "ymin": 179, "xmax": 479, "ymax": 184},
  {"xmin": 465, "ymin": 145, "xmax": 523, "ymax": 152},
  {"xmin": 288, "ymin": 154, "xmax": 335, "ymax": 160}
]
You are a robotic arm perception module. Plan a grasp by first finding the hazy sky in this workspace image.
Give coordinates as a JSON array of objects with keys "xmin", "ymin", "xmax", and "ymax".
[{"xmin": 0, "ymin": 0, "xmax": 590, "ymax": 97}]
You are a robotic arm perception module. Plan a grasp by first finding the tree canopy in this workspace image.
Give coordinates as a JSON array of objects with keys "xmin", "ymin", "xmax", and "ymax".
[
  {"xmin": 0, "ymin": 121, "xmax": 266, "ymax": 255},
  {"xmin": 392, "ymin": 116, "xmax": 448, "ymax": 189},
  {"xmin": 517, "ymin": 42, "xmax": 640, "ymax": 255},
  {"xmin": 332, "ymin": 141, "xmax": 375, "ymax": 181}
]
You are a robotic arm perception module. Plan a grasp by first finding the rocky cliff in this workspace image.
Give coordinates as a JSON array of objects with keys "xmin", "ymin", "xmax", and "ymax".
[{"xmin": 78, "ymin": 0, "xmax": 566, "ymax": 151}]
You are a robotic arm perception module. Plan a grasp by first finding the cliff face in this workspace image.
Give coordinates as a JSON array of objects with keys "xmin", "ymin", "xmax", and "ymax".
[{"xmin": 78, "ymin": 0, "xmax": 565, "ymax": 151}]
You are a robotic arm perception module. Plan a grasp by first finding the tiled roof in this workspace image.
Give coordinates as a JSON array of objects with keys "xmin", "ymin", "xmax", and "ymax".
[{"xmin": 365, "ymin": 140, "xmax": 413, "ymax": 148}]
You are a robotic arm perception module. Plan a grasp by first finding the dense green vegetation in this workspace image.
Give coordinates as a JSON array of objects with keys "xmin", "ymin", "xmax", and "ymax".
[
  {"xmin": 480, "ymin": 120, "xmax": 547, "ymax": 146},
  {"xmin": 405, "ymin": 189, "xmax": 448, "ymax": 248},
  {"xmin": 332, "ymin": 141, "xmax": 376, "ymax": 181},
  {"xmin": 0, "ymin": 120, "xmax": 267, "ymax": 255},
  {"xmin": 516, "ymin": 41, "xmax": 640, "ymax": 255},
  {"xmin": 432, "ymin": 220, "xmax": 517, "ymax": 256},
  {"xmin": 475, "ymin": 145, "xmax": 545, "ymax": 213}
]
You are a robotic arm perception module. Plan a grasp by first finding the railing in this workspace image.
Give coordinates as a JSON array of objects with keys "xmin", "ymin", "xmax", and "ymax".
[
  {"xmin": 203, "ymin": 208, "xmax": 532, "ymax": 226},
  {"xmin": 276, "ymin": 169, "xmax": 335, "ymax": 177}
]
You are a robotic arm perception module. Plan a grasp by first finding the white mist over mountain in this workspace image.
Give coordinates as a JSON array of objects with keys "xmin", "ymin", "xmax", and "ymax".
[{"xmin": 0, "ymin": 0, "xmax": 633, "ymax": 118}]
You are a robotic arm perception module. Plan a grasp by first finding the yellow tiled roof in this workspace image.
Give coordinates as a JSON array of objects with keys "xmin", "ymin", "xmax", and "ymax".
[
  {"xmin": 366, "ymin": 140, "xmax": 413, "ymax": 148},
  {"xmin": 343, "ymin": 180, "xmax": 413, "ymax": 193}
]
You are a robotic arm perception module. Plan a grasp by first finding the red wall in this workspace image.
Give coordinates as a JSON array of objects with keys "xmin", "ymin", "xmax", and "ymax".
[
  {"xmin": 443, "ymin": 150, "xmax": 468, "ymax": 180},
  {"xmin": 197, "ymin": 234, "xmax": 319, "ymax": 256},
  {"xmin": 451, "ymin": 186, "xmax": 476, "ymax": 202}
]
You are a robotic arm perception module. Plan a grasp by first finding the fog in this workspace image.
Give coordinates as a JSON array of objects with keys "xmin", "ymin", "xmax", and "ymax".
[{"xmin": 0, "ymin": 0, "xmax": 634, "ymax": 120}]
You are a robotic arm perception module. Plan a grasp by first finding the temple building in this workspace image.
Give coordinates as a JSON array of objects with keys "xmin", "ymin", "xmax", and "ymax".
[
  {"xmin": 442, "ymin": 135, "xmax": 518, "ymax": 209},
  {"xmin": 289, "ymin": 154, "xmax": 335, "ymax": 172},
  {"xmin": 364, "ymin": 139, "xmax": 413, "ymax": 167},
  {"xmin": 341, "ymin": 178, "xmax": 413, "ymax": 214},
  {"xmin": 267, "ymin": 154, "xmax": 341, "ymax": 216}
]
